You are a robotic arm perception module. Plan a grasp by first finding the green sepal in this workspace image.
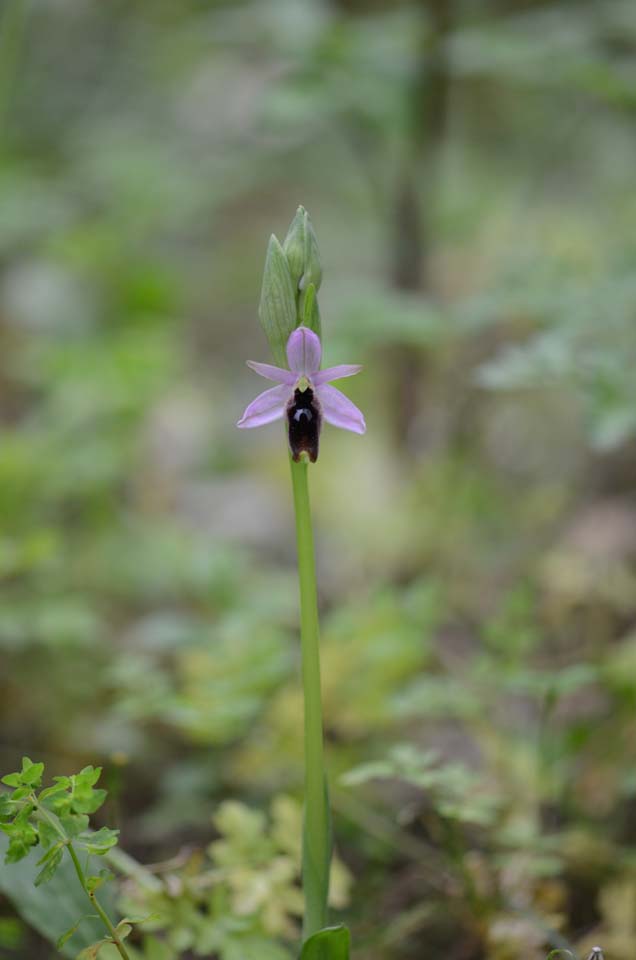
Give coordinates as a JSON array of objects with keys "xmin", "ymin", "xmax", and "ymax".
[
  {"xmin": 301, "ymin": 282, "xmax": 322, "ymax": 340},
  {"xmin": 299, "ymin": 925, "xmax": 350, "ymax": 960},
  {"xmin": 258, "ymin": 233, "xmax": 297, "ymax": 367}
]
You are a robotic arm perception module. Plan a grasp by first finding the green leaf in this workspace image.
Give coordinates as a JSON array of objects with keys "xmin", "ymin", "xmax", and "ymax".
[
  {"xmin": 60, "ymin": 812, "xmax": 90, "ymax": 837},
  {"xmin": 300, "ymin": 925, "xmax": 350, "ymax": 960},
  {"xmin": 116, "ymin": 913, "xmax": 159, "ymax": 930},
  {"xmin": 4, "ymin": 834, "xmax": 38, "ymax": 863},
  {"xmin": 0, "ymin": 793, "xmax": 15, "ymax": 819},
  {"xmin": 37, "ymin": 817, "xmax": 61, "ymax": 850},
  {"xmin": 10, "ymin": 786, "xmax": 32, "ymax": 802},
  {"xmin": 86, "ymin": 869, "xmax": 114, "ymax": 894},
  {"xmin": 56, "ymin": 915, "xmax": 99, "ymax": 950},
  {"xmin": 114, "ymin": 922, "xmax": 132, "ymax": 941},
  {"xmin": 1, "ymin": 773, "xmax": 21, "ymax": 788},
  {"xmin": 20, "ymin": 758, "xmax": 44, "ymax": 787},
  {"xmin": 2, "ymin": 807, "xmax": 38, "ymax": 863},
  {"xmin": 0, "ymin": 832, "xmax": 113, "ymax": 957},
  {"xmin": 77, "ymin": 937, "xmax": 112, "ymax": 959},
  {"xmin": 34, "ymin": 844, "xmax": 64, "ymax": 886},
  {"xmin": 39, "ymin": 782, "xmax": 70, "ymax": 803},
  {"xmin": 70, "ymin": 766, "xmax": 107, "ymax": 814},
  {"xmin": 258, "ymin": 234, "xmax": 297, "ymax": 367},
  {"xmin": 52, "ymin": 776, "xmax": 71, "ymax": 789},
  {"xmin": 75, "ymin": 827, "xmax": 119, "ymax": 856}
]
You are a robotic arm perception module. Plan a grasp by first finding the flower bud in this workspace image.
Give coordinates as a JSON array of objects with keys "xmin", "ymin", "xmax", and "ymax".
[
  {"xmin": 299, "ymin": 282, "xmax": 322, "ymax": 341},
  {"xmin": 282, "ymin": 205, "xmax": 323, "ymax": 298},
  {"xmin": 258, "ymin": 234, "xmax": 297, "ymax": 368}
]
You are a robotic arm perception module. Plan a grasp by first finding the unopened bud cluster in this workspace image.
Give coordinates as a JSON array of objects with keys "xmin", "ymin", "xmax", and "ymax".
[{"xmin": 258, "ymin": 206, "xmax": 323, "ymax": 367}]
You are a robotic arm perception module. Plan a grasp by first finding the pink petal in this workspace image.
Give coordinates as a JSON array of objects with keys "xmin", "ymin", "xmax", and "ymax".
[
  {"xmin": 246, "ymin": 361, "xmax": 296, "ymax": 385},
  {"xmin": 318, "ymin": 384, "xmax": 366, "ymax": 435},
  {"xmin": 313, "ymin": 364, "xmax": 362, "ymax": 386},
  {"xmin": 237, "ymin": 384, "xmax": 290, "ymax": 429},
  {"xmin": 286, "ymin": 326, "xmax": 322, "ymax": 376}
]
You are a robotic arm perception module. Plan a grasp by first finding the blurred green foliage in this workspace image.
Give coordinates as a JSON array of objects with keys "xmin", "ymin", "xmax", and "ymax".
[{"xmin": 1, "ymin": 0, "xmax": 636, "ymax": 958}]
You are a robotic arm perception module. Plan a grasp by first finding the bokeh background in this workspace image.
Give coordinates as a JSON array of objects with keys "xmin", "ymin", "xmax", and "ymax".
[{"xmin": 1, "ymin": 0, "xmax": 636, "ymax": 957}]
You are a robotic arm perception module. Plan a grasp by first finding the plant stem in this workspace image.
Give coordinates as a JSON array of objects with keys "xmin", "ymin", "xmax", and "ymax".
[
  {"xmin": 33, "ymin": 800, "xmax": 131, "ymax": 960},
  {"xmin": 290, "ymin": 455, "xmax": 331, "ymax": 939},
  {"xmin": 66, "ymin": 843, "xmax": 131, "ymax": 960}
]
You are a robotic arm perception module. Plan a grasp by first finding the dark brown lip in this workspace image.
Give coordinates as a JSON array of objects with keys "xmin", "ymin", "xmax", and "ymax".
[{"xmin": 287, "ymin": 387, "xmax": 321, "ymax": 463}]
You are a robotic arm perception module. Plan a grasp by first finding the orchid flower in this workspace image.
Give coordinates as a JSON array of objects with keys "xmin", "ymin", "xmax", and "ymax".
[{"xmin": 237, "ymin": 325, "xmax": 365, "ymax": 462}]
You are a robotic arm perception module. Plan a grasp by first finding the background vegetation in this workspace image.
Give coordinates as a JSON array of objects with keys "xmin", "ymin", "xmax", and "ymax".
[{"xmin": 1, "ymin": 0, "xmax": 636, "ymax": 957}]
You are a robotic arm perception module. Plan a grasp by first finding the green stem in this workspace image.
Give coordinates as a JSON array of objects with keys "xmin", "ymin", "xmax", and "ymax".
[
  {"xmin": 66, "ymin": 843, "xmax": 131, "ymax": 960},
  {"xmin": 290, "ymin": 455, "xmax": 331, "ymax": 939},
  {"xmin": 33, "ymin": 801, "xmax": 131, "ymax": 960}
]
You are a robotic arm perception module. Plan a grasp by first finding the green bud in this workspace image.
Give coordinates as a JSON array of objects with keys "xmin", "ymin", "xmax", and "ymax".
[
  {"xmin": 301, "ymin": 214, "xmax": 322, "ymax": 293},
  {"xmin": 282, "ymin": 206, "xmax": 306, "ymax": 293},
  {"xmin": 300, "ymin": 282, "xmax": 321, "ymax": 341},
  {"xmin": 258, "ymin": 234, "xmax": 297, "ymax": 367},
  {"xmin": 282, "ymin": 205, "xmax": 323, "ymax": 299}
]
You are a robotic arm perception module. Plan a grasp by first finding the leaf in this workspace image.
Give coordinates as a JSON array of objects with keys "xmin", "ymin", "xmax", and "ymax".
[
  {"xmin": 114, "ymin": 922, "xmax": 132, "ymax": 941},
  {"xmin": 9, "ymin": 786, "xmax": 32, "ymax": 802},
  {"xmin": 70, "ymin": 767, "xmax": 107, "ymax": 814},
  {"xmin": 77, "ymin": 936, "xmax": 112, "ymax": 959},
  {"xmin": 34, "ymin": 843, "xmax": 65, "ymax": 886},
  {"xmin": 37, "ymin": 816, "xmax": 60, "ymax": 850},
  {"xmin": 2, "ymin": 808, "xmax": 38, "ymax": 863},
  {"xmin": 39, "ymin": 782, "xmax": 70, "ymax": 803},
  {"xmin": 4, "ymin": 834, "xmax": 38, "ymax": 863},
  {"xmin": 299, "ymin": 925, "xmax": 350, "ymax": 960},
  {"xmin": 0, "ymin": 793, "xmax": 15, "ymax": 818},
  {"xmin": 76, "ymin": 827, "xmax": 119, "ymax": 856},
  {"xmin": 20, "ymin": 758, "xmax": 44, "ymax": 787},
  {"xmin": 258, "ymin": 234, "xmax": 297, "ymax": 368},
  {"xmin": 116, "ymin": 913, "xmax": 158, "ymax": 927},
  {"xmin": 1, "ymin": 773, "xmax": 21, "ymax": 788},
  {"xmin": 0, "ymin": 832, "xmax": 115, "ymax": 958},
  {"xmin": 59, "ymin": 812, "xmax": 89, "ymax": 837},
  {"xmin": 56, "ymin": 915, "xmax": 99, "ymax": 950},
  {"xmin": 86, "ymin": 869, "xmax": 114, "ymax": 893}
]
